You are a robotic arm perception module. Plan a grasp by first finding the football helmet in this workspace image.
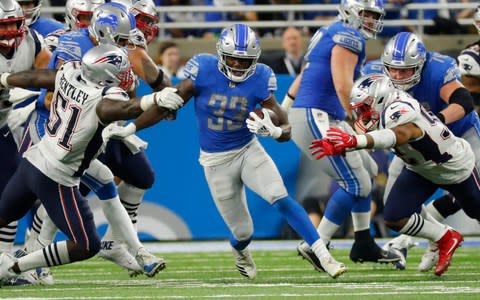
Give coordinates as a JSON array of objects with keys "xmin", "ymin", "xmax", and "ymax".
[
  {"xmin": 17, "ymin": 0, "xmax": 41, "ymax": 25},
  {"xmin": 0, "ymin": 0, "xmax": 26, "ymax": 51},
  {"xmin": 458, "ymin": 50, "xmax": 480, "ymax": 78},
  {"xmin": 216, "ymin": 23, "xmax": 261, "ymax": 82},
  {"xmin": 350, "ymin": 73, "xmax": 396, "ymax": 133},
  {"xmin": 65, "ymin": 0, "xmax": 105, "ymax": 30},
  {"xmin": 381, "ymin": 32, "xmax": 426, "ymax": 91},
  {"xmin": 130, "ymin": 0, "xmax": 159, "ymax": 45},
  {"xmin": 81, "ymin": 44, "xmax": 132, "ymax": 89},
  {"xmin": 474, "ymin": 5, "xmax": 480, "ymax": 34},
  {"xmin": 88, "ymin": 2, "xmax": 136, "ymax": 46},
  {"xmin": 338, "ymin": 0, "xmax": 385, "ymax": 39}
]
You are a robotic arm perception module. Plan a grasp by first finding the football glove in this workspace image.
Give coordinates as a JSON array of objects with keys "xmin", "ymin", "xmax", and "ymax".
[
  {"xmin": 309, "ymin": 138, "xmax": 346, "ymax": 159},
  {"xmin": 325, "ymin": 127, "xmax": 358, "ymax": 149},
  {"xmin": 246, "ymin": 108, "xmax": 282, "ymax": 139},
  {"xmin": 102, "ymin": 123, "xmax": 136, "ymax": 142},
  {"xmin": 140, "ymin": 87, "xmax": 184, "ymax": 111}
]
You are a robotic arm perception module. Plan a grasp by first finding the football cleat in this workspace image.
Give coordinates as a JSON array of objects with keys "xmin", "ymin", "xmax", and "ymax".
[
  {"xmin": 319, "ymin": 254, "xmax": 347, "ymax": 279},
  {"xmin": 296, "ymin": 240, "xmax": 325, "ymax": 272},
  {"xmin": 350, "ymin": 239, "xmax": 401, "ymax": 264},
  {"xmin": 98, "ymin": 240, "xmax": 143, "ymax": 274},
  {"xmin": 232, "ymin": 248, "xmax": 257, "ymax": 279},
  {"xmin": 418, "ymin": 242, "xmax": 439, "ymax": 272},
  {"xmin": 135, "ymin": 247, "xmax": 166, "ymax": 277},
  {"xmin": 382, "ymin": 235, "xmax": 417, "ymax": 270},
  {"xmin": 434, "ymin": 228, "xmax": 463, "ymax": 276},
  {"xmin": 0, "ymin": 252, "xmax": 18, "ymax": 285}
]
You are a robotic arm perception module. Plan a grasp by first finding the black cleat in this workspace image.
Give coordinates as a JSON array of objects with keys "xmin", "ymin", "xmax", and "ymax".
[
  {"xmin": 296, "ymin": 240, "xmax": 325, "ymax": 272},
  {"xmin": 350, "ymin": 240, "xmax": 401, "ymax": 264}
]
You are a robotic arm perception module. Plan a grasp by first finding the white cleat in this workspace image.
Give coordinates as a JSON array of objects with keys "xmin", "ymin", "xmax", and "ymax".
[
  {"xmin": 319, "ymin": 255, "xmax": 347, "ymax": 279},
  {"xmin": 418, "ymin": 242, "xmax": 439, "ymax": 272},
  {"xmin": 12, "ymin": 249, "xmax": 54, "ymax": 285},
  {"xmin": 98, "ymin": 240, "xmax": 143, "ymax": 274},
  {"xmin": 0, "ymin": 252, "xmax": 18, "ymax": 285},
  {"xmin": 382, "ymin": 235, "xmax": 417, "ymax": 270},
  {"xmin": 232, "ymin": 248, "xmax": 257, "ymax": 279},
  {"xmin": 135, "ymin": 247, "xmax": 166, "ymax": 277}
]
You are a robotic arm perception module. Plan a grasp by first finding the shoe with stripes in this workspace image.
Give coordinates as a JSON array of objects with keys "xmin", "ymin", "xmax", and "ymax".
[{"xmin": 232, "ymin": 248, "xmax": 257, "ymax": 279}]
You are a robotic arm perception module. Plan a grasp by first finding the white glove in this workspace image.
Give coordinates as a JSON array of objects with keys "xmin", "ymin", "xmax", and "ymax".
[
  {"xmin": 246, "ymin": 108, "xmax": 282, "ymax": 139},
  {"xmin": 139, "ymin": 87, "xmax": 184, "ymax": 111},
  {"xmin": 8, "ymin": 88, "xmax": 41, "ymax": 105},
  {"xmin": 7, "ymin": 101, "xmax": 35, "ymax": 131},
  {"xmin": 154, "ymin": 87, "xmax": 184, "ymax": 110},
  {"xmin": 102, "ymin": 122, "xmax": 136, "ymax": 143}
]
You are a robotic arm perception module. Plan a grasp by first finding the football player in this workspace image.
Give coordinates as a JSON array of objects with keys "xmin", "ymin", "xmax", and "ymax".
[
  {"xmin": 310, "ymin": 73, "xmax": 480, "ymax": 276},
  {"xmin": 0, "ymin": 44, "xmax": 182, "ymax": 285}
]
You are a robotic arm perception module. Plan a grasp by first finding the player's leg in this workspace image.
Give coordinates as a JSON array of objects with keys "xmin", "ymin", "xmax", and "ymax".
[
  {"xmin": 82, "ymin": 159, "xmax": 163, "ymax": 277},
  {"xmin": 242, "ymin": 140, "xmax": 346, "ymax": 279},
  {"xmin": 0, "ymin": 125, "xmax": 22, "ymax": 254},
  {"xmin": 203, "ymin": 158, "xmax": 257, "ymax": 279},
  {"xmin": 100, "ymin": 139, "xmax": 154, "ymax": 229},
  {"xmin": 384, "ymin": 168, "xmax": 462, "ymax": 276}
]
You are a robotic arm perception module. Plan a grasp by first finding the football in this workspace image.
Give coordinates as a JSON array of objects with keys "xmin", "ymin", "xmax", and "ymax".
[{"xmin": 249, "ymin": 108, "xmax": 281, "ymax": 126}]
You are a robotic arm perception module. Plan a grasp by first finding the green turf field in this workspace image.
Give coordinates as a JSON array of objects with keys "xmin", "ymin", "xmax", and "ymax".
[{"xmin": 1, "ymin": 244, "xmax": 479, "ymax": 299}]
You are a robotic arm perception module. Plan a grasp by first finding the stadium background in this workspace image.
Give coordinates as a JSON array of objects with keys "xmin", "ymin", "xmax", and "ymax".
[{"xmin": 15, "ymin": 1, "xmax": 480, "ymax": 243}]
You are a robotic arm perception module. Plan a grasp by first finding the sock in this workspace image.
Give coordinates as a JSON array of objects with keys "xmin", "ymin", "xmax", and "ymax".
[
  {"xmin": 317, "ymin": 218, "xmax": 340, "ymax": 245},
  {"xmin": 17, "ymin": 241, "xmax": 71, "ymax": 272},
  {"xmin": 311, "ymin": 239, "xmax": 330, "ymax": 260},
  {"xmin": 229, "ymin": 236, "xmax": 251, "ymax": 251},
  {"xmin": 0, "ymin": 220, "xmax": 18, "ymax": 252},
  {"xmin": 118, "ymin": 182, "xmax": 145, "ymax": 230},
  {"xmin": 398, "ymin": 213, "xmax": 447, "ymax": 242},
  {"xmin": 101, "ymin": 196, "xmax": 142, "ymax": 252},
  {"xmin": 273, "ymin": 196, "xmax": 320, "ymax": 245},
  {"xmin": 25, "ymin": 205, "xmax": 47, "ymax": 252},
  {"xmin": 351, "ymin": 194, "xmax": 372, "ymax": 232},
  {"xmin": 323, "ymin": 189, "xmax": 355, "ymax": 225},
  {"xmin": 32, "ymin": 215, "xmax": 58, "ymax": 253}
]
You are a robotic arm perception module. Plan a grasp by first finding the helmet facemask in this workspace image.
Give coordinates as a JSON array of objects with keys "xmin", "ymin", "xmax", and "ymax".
[
  {"xmin": 18, "ymin": 0, "xmax": 42, "ymax": 26},
  {"xmin": 474, "ymin": 5, "xmax": 480, "ymax": 34},
  {"xmin": 339, "ymin": 0, "xmax": 385, "ymax": 39},
  {"xmin": 0, "ymin": 17, "xmax": 26, "ymax": 51},
  {"xmin": 216, "ymin": 24, "xmax": 261, "ymax": 82}
]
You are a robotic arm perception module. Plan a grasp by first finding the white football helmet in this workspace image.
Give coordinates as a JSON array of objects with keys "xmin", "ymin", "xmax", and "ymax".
[
  {"xmin": 381, "ymin": 32, "xmax": 426, "ymax": 91},
  {"xmin": 81, "ymin": 44, "xmax": 132, "ymax": 89},
  {"xmin": 458, "ymin": 50, "xmax": 480, "ymax": 78},
  {"xmin": 130, "ymin": 0, "xmax": 158, "ymax": 45},
  {"xmin": 350, "ymin": 73, "xmax": 396, "ymax": 133},
  {"xmin": 216, "ymin": 23, "xmax": 261, "ymax": 82},
  {"xmin": 474, "ymin": 5, "xmax": 480, "ymax": 34},
  {"xmin": 88, "ymin": 2, "xmax": 136, "ymax": 46},
  {"xmin": 65, "ymin": 0, "xmax": 105, "ymax": 30},
  {"xmin": 17, "ymin": 0, "xmax": 42, "ymax": 26},
  {"xmin": 0, "ymin": 0, "xmax": 26, "ymax": 51},
  {"xmin": 338, "ymin": 0, "xmax": 385, "ymax": 39}
]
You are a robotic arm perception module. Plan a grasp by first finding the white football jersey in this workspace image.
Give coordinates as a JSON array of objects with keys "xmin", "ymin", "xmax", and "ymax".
[
  {"xmin": 24, "ymin": 61, "xmax": 130, "ymax": 186},
  {"xmin": 0, "ymin": 29, "xmax": 45, "ymax": 128},
  {"xmin": 380, "ymin": 91, "xmax": 475, "ymax": 184}
]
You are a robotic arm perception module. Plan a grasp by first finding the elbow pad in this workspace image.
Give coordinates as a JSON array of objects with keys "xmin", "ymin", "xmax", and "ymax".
[{"xmin": 449, "ymin": 87, "xmax": 474, "ymax": 115}]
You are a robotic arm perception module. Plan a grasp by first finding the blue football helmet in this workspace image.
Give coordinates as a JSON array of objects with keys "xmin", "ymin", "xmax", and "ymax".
[
  {"xmin": 88, "ymin": 2, "xmax": 136, "ymax": 46},
  {"xmin": 216, "ymin": 23, "xmax": 261, "ymax": 82},
  {"xmin": 381, "ymin": 32, "xmax": 427, "ymax": 91},
  {"xmin": 338, "ymin": 0, "xmax": 385, "ymax": 39}
]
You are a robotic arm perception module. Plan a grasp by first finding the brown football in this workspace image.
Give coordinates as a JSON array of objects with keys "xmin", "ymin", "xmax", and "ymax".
[{"xmin": 249, "ymin": 108, "xmax": 280, "ymax": 126}]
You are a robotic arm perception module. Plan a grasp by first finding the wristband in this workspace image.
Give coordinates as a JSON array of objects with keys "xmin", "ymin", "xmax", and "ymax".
[
  {"xmin": 354, "ymin": 134, "xmax": 368, "ymax": 148},
  {"xmin": 281, "ymin": 93, "xmax": 295, "ymax": 109},
  {"xmin": 271, "ymin": 126, "xmax": 283, "ymax": 139},
  {"xmin": 0, "ymin": 73, "xmax": 11, "ymax": 88},
  {"xmin": 140, "ymin": 94, "xmax": 155, "ymax": 111}
]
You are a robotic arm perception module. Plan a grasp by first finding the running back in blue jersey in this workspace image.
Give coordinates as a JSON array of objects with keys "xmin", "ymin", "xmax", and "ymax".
[
  {"xmin": 409, "ymin": 51, "xmax": 477, "ymax": 137},
  {"xmin": 183, "ymin": 53, "xmax": 277, "ymax": 152},
  {"xmin": 293, "ymin": 21, "xmax": 366, "ymax": 120}
]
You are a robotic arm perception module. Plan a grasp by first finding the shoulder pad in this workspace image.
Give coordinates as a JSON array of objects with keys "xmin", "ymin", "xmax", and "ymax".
[{"xmin": 102, "ymin": 87, "xmax": 130, "ymax": 101}]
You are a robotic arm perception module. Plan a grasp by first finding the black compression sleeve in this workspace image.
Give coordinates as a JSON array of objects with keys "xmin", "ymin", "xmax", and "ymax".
[{"xmin": 449, "ymin": 87, "xmax": 474, "ymax": 115}]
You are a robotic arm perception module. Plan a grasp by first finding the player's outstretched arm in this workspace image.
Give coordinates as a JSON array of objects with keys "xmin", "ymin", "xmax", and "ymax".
[{"xmin": 1, "ymin": 69, "xmax": 58, "ymax": 91}]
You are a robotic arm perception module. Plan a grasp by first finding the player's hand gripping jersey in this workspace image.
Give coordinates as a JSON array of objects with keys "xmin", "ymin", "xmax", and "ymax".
[{"xmin": 381, "ymin": 91, "xmax": 474, "ymax": 184}]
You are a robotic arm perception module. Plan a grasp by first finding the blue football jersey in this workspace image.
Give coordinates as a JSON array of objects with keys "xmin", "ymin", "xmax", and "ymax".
[
  {"xmin": 35, "ymin": 29, "xmax": 95, "ymax": 136},
  {"xmin": 183, "ymin": 54, "xmax": 277, "ymax": 152},
  {"xmin": 29, "ymin": 16, "xmax": 64, "ymax": 38},
  {"xmin": 409, "ymin": 51, "xmax": 479, "ymax": 136},
  {"xmin": 293, "ymin": 21, "xmax": 366, "ymax": 121}
]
